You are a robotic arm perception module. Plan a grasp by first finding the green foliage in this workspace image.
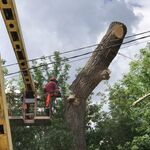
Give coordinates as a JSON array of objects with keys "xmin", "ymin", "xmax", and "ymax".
[
  {"xmin": 2, "ymin": 59, "xmax": 8, "ymax": 75},
  {"xmin": 6, "ymin": 52, "xmax": 72, "ymax": 150},
  {"xmin": 107, "ymin": 46, "xmax": 150, "ymax": 149},
  {"xmin": 5, "ymin": 44, "xmax": 150, "ymax": 149},
  {"xmin": 86, "ymin": 45, "xmax": 150, "ymax": 149}
]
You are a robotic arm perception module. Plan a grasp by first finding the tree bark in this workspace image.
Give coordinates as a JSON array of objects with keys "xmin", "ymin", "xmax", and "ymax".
[{"xmin": 65, "ymin": 22, "xmax": 127, "ymax": 150}]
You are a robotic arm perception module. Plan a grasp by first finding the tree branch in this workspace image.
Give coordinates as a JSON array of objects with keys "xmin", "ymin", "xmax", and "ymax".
[
  {"xmin": 132, "ymin": 92, "xmax": 150, "ymax": 106},
  {"xmin": 65, "ymin": 21, "xmax": 127, "ymax": 150}
]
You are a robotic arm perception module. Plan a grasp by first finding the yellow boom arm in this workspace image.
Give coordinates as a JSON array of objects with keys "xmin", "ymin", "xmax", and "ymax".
[
  {"xmin": 0, "ymin": 0, "xmax": 35, "ymax": 93},
  {"xmin": 0, "ymin": 0, "xmax": 36, "ymax": 149}
]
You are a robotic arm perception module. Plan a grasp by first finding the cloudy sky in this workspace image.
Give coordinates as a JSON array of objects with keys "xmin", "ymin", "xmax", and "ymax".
[{"xmin": 0, "ymin": 0, "xmax": 150, "ymax": 92}]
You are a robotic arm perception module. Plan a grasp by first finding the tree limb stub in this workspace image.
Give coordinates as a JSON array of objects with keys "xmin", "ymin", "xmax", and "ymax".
[{"xmin": 70, "ymin": 22, "xmax": 127, "ymax": 101}]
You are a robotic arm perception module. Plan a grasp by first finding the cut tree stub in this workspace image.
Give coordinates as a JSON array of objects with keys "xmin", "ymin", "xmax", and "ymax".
[
  {"xmin": 65, "ymin": 22, "xmax": 127, "ymax": 150},
  {"xmin": 112, "ymin": 24, "xmax": 124, "ymax": 38},
  {"xmin": 69, "ymin": 22, "xmax": 127, "ymax": 102}
]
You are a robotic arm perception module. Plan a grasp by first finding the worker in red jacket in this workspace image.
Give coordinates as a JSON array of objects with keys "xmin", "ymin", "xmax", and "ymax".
[{"xmin": 44, "ymin": 76, "xmax": 61, "ymax": 115}]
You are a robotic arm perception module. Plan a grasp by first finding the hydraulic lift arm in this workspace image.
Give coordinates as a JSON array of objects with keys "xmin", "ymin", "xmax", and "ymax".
[
  {"xmin": 0, "ymin": 0, "xmax": 35, "ymax": 94},
  {"xmin": 0, "ymin": 0, "xmax": 36, "ymax": 149}
]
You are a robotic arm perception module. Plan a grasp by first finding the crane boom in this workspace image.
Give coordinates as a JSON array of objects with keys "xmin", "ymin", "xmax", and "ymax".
[
  {"xmin": 0, "ymin": 0, "xmax": 37, "ymax": 149},
  {"xmin": 0, "ymin": 1, "xmax": 53, "ymax": 149},
  {"xmin": 0, "ymin": 0, "xmax": 35, "ymax": 94}
]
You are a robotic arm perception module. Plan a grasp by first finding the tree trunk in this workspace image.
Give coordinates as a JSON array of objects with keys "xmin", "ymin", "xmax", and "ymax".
[{"xmin": 65, "ymin": 22, "xmax": 127, "ymax": 150}]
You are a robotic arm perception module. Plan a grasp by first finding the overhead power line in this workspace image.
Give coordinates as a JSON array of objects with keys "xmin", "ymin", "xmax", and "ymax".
[
  {"xmin": 3, "ymin": 30, "xmax": 150, "ymax": 68},
  {"xmin": 5, "ymin": 52, "xmax": 132, "ymax": 79},
  {"xmin": 6, "ymin": 38, "xmax": 147, "ymax": 79},
  {"xmin": 118, "ymin": 52, "xmax": 133, "ymax": 60},
  {"xmin": 125, "ymin": 30, "xmax": 150, "ymax": 39},
  {"xmin": 5, "ymin": 34, "xmax": 150, "ymax": 77}
]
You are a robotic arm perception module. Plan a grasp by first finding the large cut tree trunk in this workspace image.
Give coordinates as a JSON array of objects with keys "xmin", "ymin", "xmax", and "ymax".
[{"xmin": 65, "ymin": 22, "xmax": 127, "ymax": 150}]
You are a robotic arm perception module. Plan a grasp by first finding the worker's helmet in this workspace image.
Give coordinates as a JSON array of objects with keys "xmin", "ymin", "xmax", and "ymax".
[{"xmin": 50, "ymin": 76, "xmax": 57, "ymax": 81}]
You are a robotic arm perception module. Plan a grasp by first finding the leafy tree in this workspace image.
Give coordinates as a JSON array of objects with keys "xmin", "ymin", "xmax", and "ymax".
[
  {"xmin": 6, "ymin": 44, "xmax": 150, "ymax": 150},
  {"xmin": 86, "ymin": 45, "xmax": 150, "ymax": 149},
  {"xmin": 6, "ymin": 52, "xmax": 72, "ymax": 150}
]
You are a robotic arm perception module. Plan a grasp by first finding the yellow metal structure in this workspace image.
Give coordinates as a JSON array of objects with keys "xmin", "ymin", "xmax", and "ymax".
[
  {"xmin": 0, "ymin": 57, "xmax": 13, "ymax": 150},
  {"xmin": 0, "ymin": 0, "xmax": 35, "ymax": 92},
  {"xmin": 0, "ymin": 0, "xmax": 36, "ymax": 149}
]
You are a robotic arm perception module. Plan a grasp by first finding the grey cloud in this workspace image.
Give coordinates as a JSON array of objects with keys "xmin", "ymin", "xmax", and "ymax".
[
  {"xmin": 2, "ymin": 0, "xmax": 141, "ymax": 82},
  {"xmin": 16, "ymin": 0, "xmax": 141, "ymax": 51}
]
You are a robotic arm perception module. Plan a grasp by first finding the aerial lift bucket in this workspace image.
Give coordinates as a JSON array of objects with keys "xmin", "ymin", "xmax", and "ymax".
[{"xmin": 22, "ymin": 96, "xmax": 37, "ymax": 124}]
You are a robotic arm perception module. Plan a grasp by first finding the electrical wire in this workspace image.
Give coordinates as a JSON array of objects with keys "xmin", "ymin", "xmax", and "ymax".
[
  {"xmin": 125, "ymin": 30, "xmax": 150, "ymax": 39},
  {"xmin": 5, "ymin": 34, "xmax": 150, "ymax": 77},
  {"xmin": 3, "ymin": 30, "xmax": 150, "ymax": 68},
  {"xmin": 5, "ymin": 53, "xmax": 130, "ymax": 79},
  {"xmin": 5, "ymin": 35, "xmax": 150, "ymax": 77},
  {"xmin": 118, "ymin": 52, "xmax": 133, "ymax": 60},
  {"xmin": 6, "ymin": 37, "xmax": 148, "ymax": 79}
]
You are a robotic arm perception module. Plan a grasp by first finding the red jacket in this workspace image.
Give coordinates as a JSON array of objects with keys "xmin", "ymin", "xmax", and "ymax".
[{"xmin": 44, "ymin": 81, "xmax": 57, "ymax": 93}]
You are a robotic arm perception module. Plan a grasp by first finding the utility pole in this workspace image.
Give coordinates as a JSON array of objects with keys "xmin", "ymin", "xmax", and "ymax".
[{"xmin": 0, "ymin": 57, "xmax": 13, "ymax": 150}]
